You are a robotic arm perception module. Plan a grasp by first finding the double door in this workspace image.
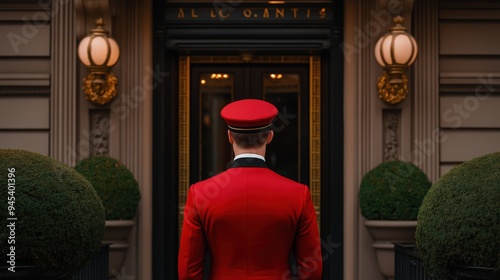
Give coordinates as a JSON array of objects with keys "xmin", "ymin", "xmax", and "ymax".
[{"xmin": 190, "ymin": 64, "xmax": 310, "ymax": 185}]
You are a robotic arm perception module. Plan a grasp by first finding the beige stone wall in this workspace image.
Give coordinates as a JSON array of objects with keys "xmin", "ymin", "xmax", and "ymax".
[
  {"xmin": 344, "ymin": 0, "xmax": 417, "ymax": 278},
  {"xmin": 3, "ymin": 0, "xmax": 499, "ymax": 279},
  {"xmin": 438, "ymin": 0, "xmax": 500, "ymax": 175},
  {"xmin": 74, "ymin": 0, "xmax": 153, "ymax": 279},
  {"xmin": 0, "ymin": 2, "xmax": 52, "ymax": 155},
  {"xmin": 345, "ymin": 0, "xmax": 500, "ymax": 279},
  {"xmin": 0, "ymin": 1, "xmax": 153, "ymax": 279}
]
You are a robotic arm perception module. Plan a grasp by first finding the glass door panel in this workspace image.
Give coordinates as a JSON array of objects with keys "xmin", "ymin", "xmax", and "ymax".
[
  {"xmin": 199, "ymin": 73, "xmax": 233, "ymax": 179},
  {"xmin": 254, "ymin": 66, "xmax": 309, "ymax": 184},
  {"xmin": 191, "ymin": 65, "xmax": 309, "ymax": 184},
  {"xmin": 181, "ymin": 56, "xmax": 321, "ymax": 241},
  {"xmin": 263, "ymin": 73, "xmax": 301, "ymax": 181}
]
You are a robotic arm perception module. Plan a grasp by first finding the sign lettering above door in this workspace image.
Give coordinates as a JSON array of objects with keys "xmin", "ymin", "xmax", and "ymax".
[{"xmin": 168, "ymin": 7, "xmax": 330, "ymax": 21}]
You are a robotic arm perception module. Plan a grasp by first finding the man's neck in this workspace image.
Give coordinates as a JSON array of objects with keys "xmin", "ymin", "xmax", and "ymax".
[
  {"xmin": 234, "ymin": 153, "xmax": 266, "ymax": 161},
  {"xmin": 232, "ymin": 144, "xmax": 266, "ymax": 158}
]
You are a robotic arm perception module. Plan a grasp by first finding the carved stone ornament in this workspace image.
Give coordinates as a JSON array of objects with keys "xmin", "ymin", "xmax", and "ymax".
[
  {"xmin": 377, "ymin": 71, "xmax": 409, "ymax": 105},
  {"xmin": 383, "ymin": 110, "xmax": 400, "ymax": 161},
  {"xmin": 82, "ymin": 72, "xmax": 118, "ymax": 105},
  {"xmin": 90, "ymin": 110, "xmax": 110, "ymax": 156}
]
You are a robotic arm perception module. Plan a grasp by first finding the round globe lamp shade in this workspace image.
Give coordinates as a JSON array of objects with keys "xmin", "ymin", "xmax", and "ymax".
[
  {"xmin": 78, "ymin": 35, "xmax": 119, "ymax": 70},
  {"xmin": 375, "ymin": 32, "xmax": 418, "ymax": 68}
]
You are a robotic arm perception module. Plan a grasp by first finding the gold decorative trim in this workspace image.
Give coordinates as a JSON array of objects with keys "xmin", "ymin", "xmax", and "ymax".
[
  {"xmin": 178, "ymin": 56, "xmax": 190, "ymax": 237},
  {"xmin": 310, "ymin": 56, "xmax": 321, "ymax": 227},
  {"xmin": 190, "ymin": 55, "xmax": 310, "ymax": 64},
  {"xmin": 377, "ymin": 71, "xmax": 409, "ymax": 105},
  {"xmin": 82, "ymin": 72, "xmax": 118, "ymax": 105}
]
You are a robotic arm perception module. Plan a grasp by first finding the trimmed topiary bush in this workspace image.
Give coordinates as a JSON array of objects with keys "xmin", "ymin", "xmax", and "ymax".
[
  {"xmin": 416, "ymin": 151, "xmax": 500, "ymax": 279},
  {"xmin": 0, "ymin": 149, "xmax": 105, "ymax": 274},
  {"xmin": 74, "ymin": 156, "xmax": 141, "ymax": 220},
  {"xmin": 359, "ymin": 160, "xmax": 432, "ymax": 220}
]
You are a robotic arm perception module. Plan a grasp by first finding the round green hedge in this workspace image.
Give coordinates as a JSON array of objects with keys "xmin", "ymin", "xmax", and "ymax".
[
  {"xmin": 359, "ymin": 160, "xmax": 432, "ymax": 220},
  {"xmin": 416, "ymin": 152, "xmax": 500, "ymax": 279},
  {"xmin": 0, "ymin": 149, "xmax": 105, "ymax": 273},
  {"xmin": 74, "ymin": 156, "xmax": 141, "ymax": 220}
]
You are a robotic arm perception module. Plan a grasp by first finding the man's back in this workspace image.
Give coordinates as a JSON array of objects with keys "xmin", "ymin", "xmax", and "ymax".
[{"xmin": 178, "ymin": 158, "xmax": 322, "ymax": 280}]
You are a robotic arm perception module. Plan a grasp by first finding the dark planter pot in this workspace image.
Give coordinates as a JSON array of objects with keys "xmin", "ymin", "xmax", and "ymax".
[
  {"xmin": 0, "ymin": 264, "xmax": 72, "ymax": 280},
  {"xmin": 449, "ymin": 265, "xmax": 500, "ymax": 280}
]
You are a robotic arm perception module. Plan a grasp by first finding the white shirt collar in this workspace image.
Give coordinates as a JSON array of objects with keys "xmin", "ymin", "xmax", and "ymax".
[{"xmin": 234, "ymin": 153, "xmax": 266, "ymax": 162}]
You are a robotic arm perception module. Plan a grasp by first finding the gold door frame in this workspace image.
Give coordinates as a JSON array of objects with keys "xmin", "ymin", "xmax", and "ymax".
[{"xmin": 178, "ymin": 55, "xmax": 321, "ymax": 232}]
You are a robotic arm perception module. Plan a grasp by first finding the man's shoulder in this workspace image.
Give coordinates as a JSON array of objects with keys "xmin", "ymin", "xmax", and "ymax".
[
  {"xmin": 190, "ymin": 169, "xmax": 235, "ymax": 189},
  {"xmin": 255, "ymin": 168, "xmax": 309, "ymax": 194},
  {"xmin": 270, "ymin": 170, "xmax": 306, "ymax": 186},
  {"xmin": 191, "ymin": 168, "xmax": 307, "ymax": 190}
]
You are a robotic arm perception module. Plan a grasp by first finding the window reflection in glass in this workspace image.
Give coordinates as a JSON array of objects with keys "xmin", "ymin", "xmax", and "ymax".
[
  {"xmin": 264, "ymin": 73, "xmax": 300, "ymax": 181},
  {"xmin": 200, "ymin": 73, "xmax": 232, "ymax": 180}
]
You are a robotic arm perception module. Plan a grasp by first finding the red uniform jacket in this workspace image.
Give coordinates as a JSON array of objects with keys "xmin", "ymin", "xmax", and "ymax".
[{"xmin": 178, "ymin": 157, "xmax": 322, "ymax": 280}]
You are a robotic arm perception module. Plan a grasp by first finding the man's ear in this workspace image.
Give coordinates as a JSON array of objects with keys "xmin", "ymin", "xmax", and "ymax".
[
  {"xmin": 227, "ymin": 130, "xmax": 234, "ymax": 144},
  {"xmin": 266, "ymin": 131, "xmax": 274, "ymax": 144}
]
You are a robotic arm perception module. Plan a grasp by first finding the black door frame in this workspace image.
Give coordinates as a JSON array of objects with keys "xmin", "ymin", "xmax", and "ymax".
[{"xmin": 152, "ymin": 1, "xmax": 344, "ymax": 279}]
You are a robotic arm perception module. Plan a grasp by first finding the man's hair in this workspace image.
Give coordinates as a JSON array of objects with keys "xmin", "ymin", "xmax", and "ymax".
[{"xmin": 231, "ymin": 131, "xmax": 270, "ymax": 149}]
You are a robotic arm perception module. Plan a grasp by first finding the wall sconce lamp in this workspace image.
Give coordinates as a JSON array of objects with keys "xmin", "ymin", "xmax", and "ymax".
[
  {"xmin": 374, "ymin": 15, "xmax": 418, "ymax": 105},
  {"xmin": 78, "ymin": 18, "xmax": 120, "ymax": 106}
]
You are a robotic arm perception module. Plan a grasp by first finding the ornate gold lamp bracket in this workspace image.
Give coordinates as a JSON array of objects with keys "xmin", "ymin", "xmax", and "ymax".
[
  {"xmin": 78, "ymin": 18, "xmax": 120, "ymax": 106},
  {"xmin": 374, "ymin": 16, "xmax": 418, "ymax": 105}
]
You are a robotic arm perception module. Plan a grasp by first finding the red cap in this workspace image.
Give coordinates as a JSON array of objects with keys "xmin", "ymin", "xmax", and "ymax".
[{"xmin": 220, "ymin": 99, "xmax": 278, "ymax": 133}]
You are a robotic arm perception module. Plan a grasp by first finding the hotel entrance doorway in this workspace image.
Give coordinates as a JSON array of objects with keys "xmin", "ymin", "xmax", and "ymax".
[
  {"xmin": 190, "ymin": 63, "xmax": 309, "ymax": 183},
  {"xmin": 177, "ymin": 55, "xmax": 322, "ymax": 236},
  {"xmin": 153, "ymin": 1, "xmax": 344, "ymax": 278}
]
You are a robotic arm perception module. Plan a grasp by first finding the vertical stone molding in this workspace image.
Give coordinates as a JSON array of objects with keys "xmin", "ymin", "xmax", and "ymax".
[
  {"xmin": 116, "ymin": 0, "xmax": 148, "ymax": 186},
  {"xmin": 355, "ymin": 1, "xmax": 378, "ymax": 280},
  {"xmin": 383, "ymin": 109, "xmax": 400, "ymax": 161},
  {"xmin": 75, "ymin": 0, "xmax": 114, "ymax": 40},
  {"xmin": 376, "ymin": 0, "xmax": 414, "ymax": 31},
  {"xmin": 413, "ymin": 0, "xmax": 440, "ymax": 182},
  {"xmin": 357, "ymin": 1, "xmax": 375, "ymax": 178},
  {"xmin": 114, "ymin": 1, "xmax": 153, "ymax": 278},
  {"xmin": 50, "ymin": 0, "xmax": 77, "ymax": 166}
]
